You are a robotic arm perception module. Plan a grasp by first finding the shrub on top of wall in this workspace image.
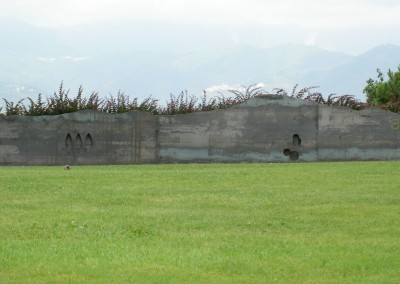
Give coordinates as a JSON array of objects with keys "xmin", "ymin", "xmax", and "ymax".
[
  {"xmin": 274, "ymin": 84, "xmax": 366, "ymax": 110},
  {"xmin": 0, "ymin": 82, "xmax": 369, "ymax": 117}
]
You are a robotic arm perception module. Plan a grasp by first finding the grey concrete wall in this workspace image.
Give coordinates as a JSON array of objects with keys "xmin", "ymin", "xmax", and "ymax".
[
  {"xmin": 0, "ymin": 110, "xmax": 157, "ymax": 165},
  {"xmin": 317, "ymin": 106, "xmax": 400, "ymax": 161},
  {"xmin": 1, "ymin": 95, "xmax": 400, "ymax": 165},
  {"xmin": 158, "ymin": 95, "xmax": 318, "ymax": 162}
]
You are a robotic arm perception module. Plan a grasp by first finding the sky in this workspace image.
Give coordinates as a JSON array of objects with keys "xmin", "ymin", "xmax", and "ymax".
[{"xmin": 1, "ymin": 0, "xmax": 400, "ymax": 55}]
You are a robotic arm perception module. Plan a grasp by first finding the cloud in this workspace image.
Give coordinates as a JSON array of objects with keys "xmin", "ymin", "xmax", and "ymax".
[
  {"xmin": 1, "ymin": 0, "xmax": 400, "ymax": 55},
  {"xmin": 1, "ymin": 0, "xmax": 400, "ymax": 29},
  {"xmin": 205, "ymin": 83, "xmax": 248, "ymax": 94},
  {"xmin": 36, "ymin": 56, "xmax": 88, "ymax": 62},
  {"xmin": 63, "ymin": 56, "xmax": 88, "ymax": 62},
  {"xmin": 304, "ymin": 33, "xmax": 318, "ymax": 47},
  {"xmin": 205, "ymin": 82, "xmax": 265, "ymax": 94},
  {"xmin": 36, "ymin": 57, "xmax": 56, "ymax": 62}
]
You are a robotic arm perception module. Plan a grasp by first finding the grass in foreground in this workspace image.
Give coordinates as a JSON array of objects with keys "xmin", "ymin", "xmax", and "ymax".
[{"xmin": 0, "ymin": 162, "xmax": 399, "ymax": 283}]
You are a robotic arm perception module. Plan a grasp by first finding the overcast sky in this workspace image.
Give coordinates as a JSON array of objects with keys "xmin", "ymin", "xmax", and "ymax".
[{"xmin": 1, "ymin": 0, "xmax": 400, "ymax": 54}]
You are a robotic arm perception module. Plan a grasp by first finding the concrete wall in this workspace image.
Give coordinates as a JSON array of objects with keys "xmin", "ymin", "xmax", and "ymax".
[
  {"xmin": 0, "ymin": 111, "xmax": 157, "ymax": 165},
  {"xmin": 1, "ymin": 95, "xmax": 399, "ymax": 165},
  {"xmin": 317, "ymin": 106, "xmax": 400, "ymax": 161},
  {"xmin": 158, "ymin": 95, "xmax": 318, "ymax": 162}
]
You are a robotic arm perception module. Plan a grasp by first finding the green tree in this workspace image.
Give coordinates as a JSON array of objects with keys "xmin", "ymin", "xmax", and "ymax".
[{"xmin": 364, "ymin": 65, "xmax": 400, "ymax": 106}]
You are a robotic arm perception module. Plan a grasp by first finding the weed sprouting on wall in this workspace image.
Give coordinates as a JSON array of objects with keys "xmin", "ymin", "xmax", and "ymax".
[{"xmin": 0, "ymin": 82, "xmax": 374, "ymax": 117}]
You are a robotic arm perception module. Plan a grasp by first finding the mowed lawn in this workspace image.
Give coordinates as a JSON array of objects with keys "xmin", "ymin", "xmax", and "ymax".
[{"xmin": 1, "ymin": 162, "xmax": 399, "ymax": 283}]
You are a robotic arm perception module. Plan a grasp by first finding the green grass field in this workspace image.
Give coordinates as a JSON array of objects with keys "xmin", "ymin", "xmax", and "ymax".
[{"xmin": 1, "ymin": 162, "xmax": 399, "ymax": 283}]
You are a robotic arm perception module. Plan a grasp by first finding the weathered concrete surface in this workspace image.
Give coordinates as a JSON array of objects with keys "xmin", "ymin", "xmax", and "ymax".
[
  {"xmin": 0, "ymin": 110, "xmax": 157, "ymax": 165},
  {"xmin": 1, "ymin": 95, "xmax": 400, "ymax": 165},
  {"xmin": 158, "ymin": 95, "xmax": 318, "ymax": 162},
  {"xmin": 317, "ymin": 106, "xmax": 400, "ymax": 160}
]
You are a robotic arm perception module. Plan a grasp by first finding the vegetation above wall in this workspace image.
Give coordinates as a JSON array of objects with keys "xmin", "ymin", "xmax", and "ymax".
[
  {"xmin": 0, "ymin": 83, "xmax": 363, "ymax": 116},
  {"xmin": 364, "ymin": 65, "xmax": 400, "ymax": 112},
  {"xmin": 1, "ymin": 83, "xmax": 262, "ymax": 116},
  {"xmin": 1, "ymin": 65, "xmax": 399, "ymax": 116}
]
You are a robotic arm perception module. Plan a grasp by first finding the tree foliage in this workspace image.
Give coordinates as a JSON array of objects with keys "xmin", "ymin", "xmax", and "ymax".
[{"xmin": 364, "ymin": 66, "xmax": 400, "ymax": 109}]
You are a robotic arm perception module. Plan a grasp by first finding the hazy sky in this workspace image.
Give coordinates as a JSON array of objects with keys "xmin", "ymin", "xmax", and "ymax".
[{"xmin": 1, "ymin": 0, "xmax": 400, "ymax": 54}]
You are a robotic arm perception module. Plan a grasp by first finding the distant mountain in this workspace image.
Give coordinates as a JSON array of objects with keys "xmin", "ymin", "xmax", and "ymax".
[
  {"xmin": 1, "ymin": 20, "xmax": 400, "ymax": 107},
  {"xmin": 315, "ymin": 44, "xmax": 400, "ymax": 98},
  {"xmin": 168, "ymin": 44, "xmax": 353, "ymax": 95}
]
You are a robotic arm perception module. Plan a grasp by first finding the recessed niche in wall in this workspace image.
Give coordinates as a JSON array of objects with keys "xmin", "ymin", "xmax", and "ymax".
[
  {"xmin": 282, "ymin": 134, "xmax": 302, "ymax": 161},
  {"xmin": 293, "ymin": 134, "xmax": 301, "ymax": 146},
  {"xmin": 75, "ymin": 133, "xmax": 82, "ymax": 153},
  {"xmin": 283, "ymin": 149, "xmax": 291, "ymax": 156},
  {"xmin": 85, "ymin": 133, "xmax": 93, "ymax": 151},
  {"xmin": 65, "ymin": 133, "xmax": 73, "ymax": 154},
  {"xmin": 65, "ymin": 132, "xmax": 94, "ymax": 154}
]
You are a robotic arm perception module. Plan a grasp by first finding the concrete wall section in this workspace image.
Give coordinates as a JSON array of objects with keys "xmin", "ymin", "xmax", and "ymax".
[
  {"xmin": 1, "ymin": 95, "xmax": 400, "ymax": 165},
  {"xmin": 0, "ymin": 111, "xmax": 157, "ymax": 165},
  {"xmin": 317, "ymin": 106, "xmax": 400, "ymax": 161},
  {"xmin": 61, "ymin": 111, "xmax": 157, "ymax": 165},
  {"xmin": 0, "ymin": 115, "xmax": 60, "ymax": 165},
  {"xmin": 157, "ymin": 95, "xmax": 318, "ymax": 163}
]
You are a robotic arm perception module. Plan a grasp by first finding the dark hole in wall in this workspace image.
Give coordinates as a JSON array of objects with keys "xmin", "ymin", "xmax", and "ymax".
[
  {"xmin": 283, "ymin": 149, "xmax": 291, "ymax": 156},
  {"xmin": 75, "ymin": 133, "xmax": 82, "ymax": 153},
  {"xmin": 65, "ymin": 133, "xmax": 73, "ymax": 154},
  {"xmin": 85, "ymin": 133, "xmax": 93, "ymax": 151},
  {"xmin": 293, "ymin": 134, "xmax": 301, "ymax": 146}
]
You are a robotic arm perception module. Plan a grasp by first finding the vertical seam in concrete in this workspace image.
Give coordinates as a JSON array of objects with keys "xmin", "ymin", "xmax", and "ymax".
[
  {"xmin": 156, "ymin": 115, "xmax": 160, "ymax": 163},
  {"xmin": 26, "ymin": 119, "xmax": 30, "ymax": 165},
  {"xmin": 136, "ymin": 113, "xmax": 141, "ymax": 163},
  {"xmin": 316, "ymin": 103, "xmax": 320, "ymax": 160},
  {"xmin": 134, "ymin": 112, "xmax": 136, "ymax": 164}
]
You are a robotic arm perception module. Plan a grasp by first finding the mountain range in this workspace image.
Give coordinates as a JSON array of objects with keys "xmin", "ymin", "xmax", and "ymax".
[{"xmin": 1, "ymin": 20, "xmax": 400, "ymax": 106}]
